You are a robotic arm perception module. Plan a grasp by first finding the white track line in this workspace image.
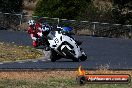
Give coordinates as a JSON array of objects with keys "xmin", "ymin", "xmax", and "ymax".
[
  {"xmin": 32, "ymin": 60, "xmax": 38, "ymax": 62},
  {"xmin": 17, "ymin": 61, "xmax": 24, "ymax": 63},
  {"xmin": 41, "ymin": 59, "xmax": 46, "ymax": 61},
  {"xmin": 47, "ymin": 59, "xmax": 50, "ymax": 61},
  {"xmin": 0, "ymin": 63, "xmax": 3, "ymax": 64}
]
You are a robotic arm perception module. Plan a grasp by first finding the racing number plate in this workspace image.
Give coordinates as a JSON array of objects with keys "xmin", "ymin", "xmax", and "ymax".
[{"xmin": 54, "ymin": 38, "xmax": 59, "ymax": 44}]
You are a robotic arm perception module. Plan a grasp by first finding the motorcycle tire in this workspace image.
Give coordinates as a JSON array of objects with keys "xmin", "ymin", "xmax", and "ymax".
[
  {"xmin": 79, "ymin": 54, "xmax": 87, "ymax": 61},
  {"xmin": 72, "ymin": 58, "xmax": 79, "ymax": 62},
  {"xmin": 79, "ymin": 50, "xmax": 87, "ymax": 61},
  {"xmin": 50, "ymin": 50, "xmax": 57, "ymax": 62},
  {"xmin": 50, "ymin": 49, "xmax": 61, "ymax": 62}
]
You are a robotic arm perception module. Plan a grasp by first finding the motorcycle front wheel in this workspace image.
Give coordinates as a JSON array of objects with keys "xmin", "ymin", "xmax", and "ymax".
[{"xmin": 50, "ymin": 49, "xmax": 61, "ymax": 62}]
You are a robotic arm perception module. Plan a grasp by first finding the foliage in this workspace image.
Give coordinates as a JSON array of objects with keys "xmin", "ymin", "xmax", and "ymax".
[
  {"xmin": 112, "ymin": 0, "xmax": 132, "ymax": 24},
  {"xmin": 80, "ymin": 0, "xmax": 112, "ymax": 22},
  {"xmin": 34, "ymin": 0, "xmax": 91, "ymax": 20},
  {"xmin": 0, "ymin": 0, "xmax": 23, "ymax": 13}
]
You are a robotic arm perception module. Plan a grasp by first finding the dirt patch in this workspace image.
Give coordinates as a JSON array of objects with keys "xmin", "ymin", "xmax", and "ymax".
[
  {"xmin": 0, "ymin": 70, "xmax": 132, "ymax": 81},
  {"xmin": 76, "ymin": 29, "xmax": 93, "ymax": 35},
  {"xmin": 0, "ymin": 71, "xmax": 76, "ymax": 82}
]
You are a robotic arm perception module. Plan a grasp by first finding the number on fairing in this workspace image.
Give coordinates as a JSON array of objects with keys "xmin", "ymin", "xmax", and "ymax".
[{"xmin": 54, "ymin": 38, "xmax": 59, "ymax": 43}]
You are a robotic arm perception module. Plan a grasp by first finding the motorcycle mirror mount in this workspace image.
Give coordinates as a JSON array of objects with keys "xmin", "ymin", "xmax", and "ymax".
[
  {"xmin": 57, "ymin": 18, "xmax": 63, "ymax": 30},
  {"xmin": 57, "ymin": 18, "xmax": 60, "ymax": 28}
]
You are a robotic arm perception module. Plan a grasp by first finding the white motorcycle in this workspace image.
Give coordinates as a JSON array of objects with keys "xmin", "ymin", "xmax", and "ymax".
[{"xmin": 46, "ymin": 27, "xmax": 87, "ymax": 62}]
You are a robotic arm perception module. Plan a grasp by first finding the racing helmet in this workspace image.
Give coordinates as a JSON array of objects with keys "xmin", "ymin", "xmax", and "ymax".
[
  {"xmin": 28, "ymin": 20, "xmax": 35, "ymax": 26},
  {"xmin": 42, "ymin": 23, "xmax": 51, "ymax": 31}
]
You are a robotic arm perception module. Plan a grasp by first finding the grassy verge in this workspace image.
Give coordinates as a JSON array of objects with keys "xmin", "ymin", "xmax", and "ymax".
[
  {"xmin": 0, "ymin": 78, "xmax": 131, "ymax": 88},
  {"xmin": 0, "ymin": 42, "xmax": 43, "ymax": 62},
  {"xmin": 0, "ymin": 70, "xmax": 131, "ymax": 88}
]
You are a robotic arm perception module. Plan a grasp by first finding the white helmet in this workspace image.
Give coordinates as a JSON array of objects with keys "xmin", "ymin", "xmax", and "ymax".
[{"xmin": 28, "ymin": 20, "xmax": 35, "ymax": 26}]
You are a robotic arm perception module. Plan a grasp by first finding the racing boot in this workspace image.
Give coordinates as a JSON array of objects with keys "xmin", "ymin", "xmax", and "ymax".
[
  {"xmin": 44, "ymin": 40, "xmax": 50, "ymax": 51},
  {"xmin": 45, "ymin": 46, "xmax": 50, "ymax": 51},
  {"xmin": 32, "ymin": 41, "xmax": 38, "ymax": 48}
]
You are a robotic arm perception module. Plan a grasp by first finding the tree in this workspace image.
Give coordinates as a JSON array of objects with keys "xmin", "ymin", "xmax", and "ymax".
[
  {"xmin": 34, "ymin": 0, "xmax": 91, "ymax": 20},
  {"xmin": 0, "ymin": 0, "xmax": 23, "ymax": 13},
  {"xmin": 112, "ymin": 0, "xmax": 132, "ymax": 24}
]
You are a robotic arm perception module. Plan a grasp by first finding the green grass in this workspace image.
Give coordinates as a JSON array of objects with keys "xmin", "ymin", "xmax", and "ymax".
[{"xmin": 0, "ymin": 78, "xmax": 131, "ymax": 88}]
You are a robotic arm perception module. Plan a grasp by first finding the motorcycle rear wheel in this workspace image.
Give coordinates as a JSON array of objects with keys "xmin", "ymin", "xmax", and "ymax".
[{"xmin": 79, "ymin": 54, "xmax": 87, "ymax": 61}]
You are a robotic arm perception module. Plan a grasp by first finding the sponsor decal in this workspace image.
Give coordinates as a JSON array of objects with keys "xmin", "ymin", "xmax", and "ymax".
[{"xmin": 76, "ymin": 66, "xmax": 131, "ymax": 85}]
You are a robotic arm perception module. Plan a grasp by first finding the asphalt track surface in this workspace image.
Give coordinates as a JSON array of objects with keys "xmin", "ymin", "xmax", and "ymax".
[{"xmin": 0, "ymin": 30, "xmax": 132, "ymax": 70}]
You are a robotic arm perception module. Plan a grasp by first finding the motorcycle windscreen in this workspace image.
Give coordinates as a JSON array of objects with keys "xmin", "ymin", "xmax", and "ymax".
[{"xmin": 47, "ymin": 31, "xmax": 55, "ymax": 40}]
